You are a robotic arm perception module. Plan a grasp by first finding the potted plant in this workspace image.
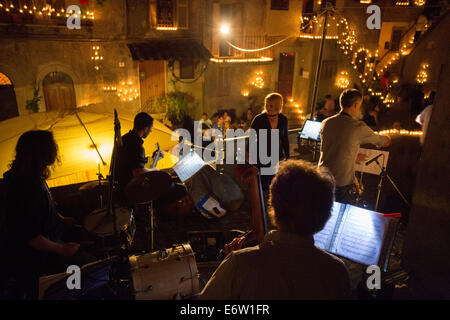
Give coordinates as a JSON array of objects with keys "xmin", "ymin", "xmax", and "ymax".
[{"xmin": 25, "ymin": 83, "xmax": 42, "ymax": 113}]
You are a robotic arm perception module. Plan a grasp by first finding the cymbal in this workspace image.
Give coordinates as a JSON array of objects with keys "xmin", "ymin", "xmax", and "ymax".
[
  {"xmin": 125, "ymin": 170, "xmax": 173, "ymax": 204},
  {"xmin": 79, "ymin": 179, "xmax": 109, "ymax": 191}
]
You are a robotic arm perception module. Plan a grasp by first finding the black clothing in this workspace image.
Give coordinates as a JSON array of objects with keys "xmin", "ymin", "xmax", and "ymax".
[
  {"xmin": 250, "ymin": 112, "xmax": 290, "ymax": 162},
  {"xmin": 362, "ymin": 115, "xmax": 377, "ymax": 128},
  {"xmin": 1, "ymin": 169, "xmax": 95, "ymax": 298},
  {"xmin": 315, "ymin": 112, "xmax": 328, "ymax": 122},
  {"xmin": 250, "ymin": 113, "xmax": 289, "ymax": 191},
  {"xmin": 116, "ymin": 130, "xmax": 148, "ymax": 193},
  {"xmin": 3, "ymin": 170, "xmax": 62, "ymax": 256}
]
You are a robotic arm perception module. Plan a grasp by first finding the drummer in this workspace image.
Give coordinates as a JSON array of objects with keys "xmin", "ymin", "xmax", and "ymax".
[{"xmin": 2, "ymin": 130, "xmax": 96, "ymax": 298}]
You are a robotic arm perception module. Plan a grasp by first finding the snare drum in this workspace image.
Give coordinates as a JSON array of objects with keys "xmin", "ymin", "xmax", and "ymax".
[{"xmin": 129, "ymin": 243, "xmax": 200, "ymax": 300}]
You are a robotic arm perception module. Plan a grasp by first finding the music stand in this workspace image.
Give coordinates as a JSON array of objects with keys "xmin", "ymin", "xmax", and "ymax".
[
  {"xmin": 373, "ymin": 154, "xmax": 410, "ymax": 212},
  {"xmin": 298, "ymin": 120, "xmax": 321, "ymax": 162}
]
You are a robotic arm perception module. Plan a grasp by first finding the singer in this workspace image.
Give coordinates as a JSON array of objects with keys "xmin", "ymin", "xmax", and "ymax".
[{"xmin": 318, "ymin": 89, "xmax": 390, "ymax": 203}]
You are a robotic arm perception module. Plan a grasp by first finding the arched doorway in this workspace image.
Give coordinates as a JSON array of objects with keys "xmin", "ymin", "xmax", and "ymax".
[
  {"xmin": 0, "ymin": 72, "xmax": 19, "ymax": 122},
  {"xmin": 43, "ymin": 72, "xmax": 76, "ymax": 111}
]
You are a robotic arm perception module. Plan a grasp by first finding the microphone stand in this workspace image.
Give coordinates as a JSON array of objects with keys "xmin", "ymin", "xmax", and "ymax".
[
  {"xmin": 106, "ymin": 109, "xmax": 122, "ymax": 253},
  {"xmin": 374, "ymin": 155, "xmax": 409, "ymax": 212}
]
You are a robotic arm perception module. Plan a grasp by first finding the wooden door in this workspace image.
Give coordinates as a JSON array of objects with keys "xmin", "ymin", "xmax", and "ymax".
[
  {"xmin": 277, "ymin": 52, "xmax": 295, "ymax": 100},
  {"xmin": 43, "ymin": 72, "xmax": 76, "ymax": 111},
  {"xmin": 139, "ymin": 60, "xmax": 166, "ymax": 113}
]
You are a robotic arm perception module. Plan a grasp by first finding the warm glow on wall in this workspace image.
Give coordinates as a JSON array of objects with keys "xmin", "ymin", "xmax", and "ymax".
[
  {"xmin": 416, "ymin": 63, "xmax": 429, "ymax": 84},
  {"xmin": 252, "ymin": 72, "xmax": 264, "ymax": 89},
  {"xmin": 336, "ymin": 71, "xmax": 350, "ymax": 88},
  {"xmin": 117, "ymin": 81, "xmax": 139, "ymax": 101}
]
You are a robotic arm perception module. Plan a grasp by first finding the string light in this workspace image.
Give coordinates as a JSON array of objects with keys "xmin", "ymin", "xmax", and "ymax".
[
  {"xmin": 0, "ymin": 4, "xmax": 95, "ymax": 20},
  {"xmin": 376, "ymin": 129, "xmax": 422, "ymax": 136},
  {"xmin": 210, "ymin": 57, "xmax": 273, "ymax": 63},
  {"xmin": 156, "ymin": 26, "xmax": 178, "ymax": 30}
]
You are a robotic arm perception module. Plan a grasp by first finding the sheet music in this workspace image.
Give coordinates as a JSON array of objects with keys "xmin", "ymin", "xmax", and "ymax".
[
  {"xmin": 172, "ymin": 151, "xmax": 206, "ymax": 183},
  {"xmin": 332, "ymin": 206, "xmax": 390, "ymax": 266},
  {"xmin": 354, "ymin": 148, "xmax": 389, "ymax": 175},
  {"xmin": 313, "ymin": 202, "xmax": 343, "ymax": 251}
]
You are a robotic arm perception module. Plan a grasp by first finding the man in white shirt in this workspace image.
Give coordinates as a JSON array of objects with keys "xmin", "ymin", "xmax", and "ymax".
[
  {"xmin": 416, "ymin": 104, "xmax": 433, "ymax": 145},
  {"xmin": 318, "ymin": 89, "xmax": 390, "ymax": 203}
]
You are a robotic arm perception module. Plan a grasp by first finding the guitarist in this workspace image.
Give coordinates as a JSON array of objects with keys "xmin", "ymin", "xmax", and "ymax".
[
  {"xmin": 116, "ymin": 112, "xmax": 156, "ymax": 202},
  {"xmin": 200, "ymin": 160, "xmax": 351, "ymax": 300}
]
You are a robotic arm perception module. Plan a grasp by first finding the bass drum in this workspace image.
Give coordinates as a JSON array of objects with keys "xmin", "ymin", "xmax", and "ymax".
[{"xmin": 129, "ymin": 243, "xmax": 200, "ymax": 300}]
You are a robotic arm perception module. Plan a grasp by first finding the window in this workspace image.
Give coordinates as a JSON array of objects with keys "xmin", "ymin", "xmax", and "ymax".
[
  {"xmin": 180, "ymin": 60, "xmax": 195, "ymax": 79},
  {"xmin": 390, "ymin": 28, "xmax": 404, "ymax": 51},
  {"xmin": 154, "ymin": 0, "xmax": 189, "ymax": 29},
  {"xmin": 321, "ymin": 0, "xmax": 336, "ymax": 9},
  {"xmin": 321, "ymin": 60, "xmax": 337, "ymax": 80},
  {"xmin": 271, "ymin": 0, "xmax": 289, "ymax": 10},
  {"xmin": 217, "ymin": 67, "xmax": 231, "ymax": 97},
  {"xmin": 177, "ymin": 0, "xmax": 188, "ymax": 29},
  {"xmin": 157, "ymin": 0, "xmax": 175, "ymax": 27}
]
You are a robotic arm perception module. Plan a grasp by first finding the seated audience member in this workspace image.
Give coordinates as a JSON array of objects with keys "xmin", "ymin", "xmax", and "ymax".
[
  {"xmin": 200, "ymin": 160, "xmax": 352, "ymax": 300},
  {"xmin": 316, "ymin": 95, "xmax": 336, "ymax": 122},
  {"xmin": 223, "ymin": 111, "xmax": 232, "ymax": 123},
  {"xmin": 213, "ymin": 114, "xmax": 225, "ymax": 134},
  {"xmin": 362, "ymin": 96, "xmax": 381, "ymax": 129},
  {"xmin": 200, "ymin": 112, "xmax": 212, "ymax": 128},
  {"xmin": 2, "ymin": 131, "xmax": 95, "ymax": 298}
]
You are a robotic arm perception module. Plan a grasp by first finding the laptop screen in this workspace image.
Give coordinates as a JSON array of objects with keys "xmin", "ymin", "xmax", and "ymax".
[{"xmin": 299, "ymin": 119, "xmax": 322, "ymax": 141}]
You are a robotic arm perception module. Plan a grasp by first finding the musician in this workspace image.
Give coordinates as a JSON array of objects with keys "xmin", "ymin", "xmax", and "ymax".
[
  {"xmin": 2, "ymin": 131, "xmax": 94, "ymax": 298},
  {"xmin": 116, "ymin": 112, "xmax": 155, "ymax": 199},
  {"xmin": 199, "ymin": 160, "xmax": 352, "ymax": 300},
  {"xmin": 318, "ymin": 89, "xmax": 390, "ymax": 203},
  {"xmin": 250, "ymin": 93, "xmax": 289, "ymax": 191}
]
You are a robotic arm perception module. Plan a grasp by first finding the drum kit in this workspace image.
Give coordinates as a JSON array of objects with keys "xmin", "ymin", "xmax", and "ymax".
[{"xmin": 39, "ymin": 169, "xmax": 201, "ymax": 300}]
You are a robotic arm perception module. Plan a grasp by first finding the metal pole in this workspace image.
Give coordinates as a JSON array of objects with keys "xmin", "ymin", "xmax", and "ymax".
[{"xmin": 310, "ymin": 6, "xmax": 329, "ymax": 119}]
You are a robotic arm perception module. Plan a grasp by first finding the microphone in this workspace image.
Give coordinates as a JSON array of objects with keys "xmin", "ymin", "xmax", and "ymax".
[{"xmin": 365, "ymin": 153, "xmax": 383, "ymax": 166}]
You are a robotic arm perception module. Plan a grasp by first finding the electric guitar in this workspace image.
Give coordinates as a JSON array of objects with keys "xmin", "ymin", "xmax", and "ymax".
[{"xmin": 151, "ymin": 143, "xmax": 164, "ymax": 169}]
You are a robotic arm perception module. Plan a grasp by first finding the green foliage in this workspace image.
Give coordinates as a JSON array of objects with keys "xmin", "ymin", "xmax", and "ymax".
[
  {"xmin": 153, "ymin": 91, "xmax": 195, "ymax": 126},
  {"xmin": 25, "ymin": 83, "xmax": 41, "ymax": 113}
]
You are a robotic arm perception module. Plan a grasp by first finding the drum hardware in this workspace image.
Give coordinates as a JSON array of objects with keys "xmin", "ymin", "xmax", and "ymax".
[
  {"xmin": 83, "ymin": 207, "xmax": 136, "ymax": 254},
  {"xmin": 125, "ymin": 170, "xmax": 173, "ymax": 252}
]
